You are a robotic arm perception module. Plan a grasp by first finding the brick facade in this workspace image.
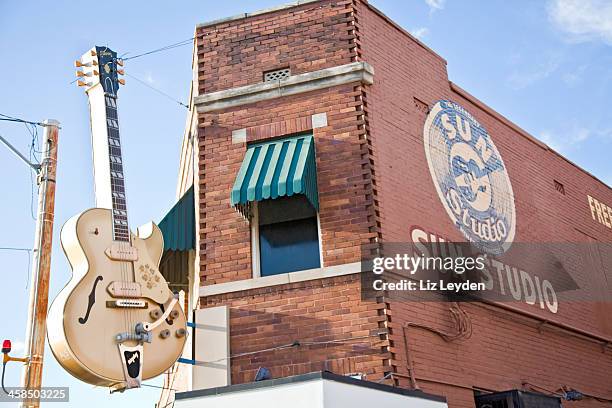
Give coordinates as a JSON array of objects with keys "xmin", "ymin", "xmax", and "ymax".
[{"xmin": 193, "ymin": 1, "xmax": 612, "ymax": 407}]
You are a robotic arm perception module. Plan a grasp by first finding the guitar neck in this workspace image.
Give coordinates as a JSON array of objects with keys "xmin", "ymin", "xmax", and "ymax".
[
  {"xmin": 76, "ymin": 46, "xmax": 131, "ymax": 242},
  {"xmin": 105, "ymin": 95, "xmax": 130, "ymax": 242},
  {"xmin": 87, "ymin": 82, "xmax": 130, "ymax": 242}
]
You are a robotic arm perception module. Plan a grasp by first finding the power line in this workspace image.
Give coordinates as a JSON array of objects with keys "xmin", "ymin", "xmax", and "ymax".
[
  {"xmin": 0, "ymin": 247, "xmax": 31, "ymax": 252},
  {"xmin": 0, "ymin": 247, "xmax": 32, "ymax": 289},
  {"xmin": 121, "ymin": 37, "xmax": 194, "ymax": 61},
  {"xmin": 0, "ymin": 113, "xmax": 46, "ymax": 128},
  {"xmin": 125, "ymin": 72, "xmax": 189, "ymax": 109}
]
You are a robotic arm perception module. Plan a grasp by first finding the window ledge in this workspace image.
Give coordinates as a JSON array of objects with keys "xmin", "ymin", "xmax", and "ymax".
[
  {"xmin": 194, "ymin": 62, "xmax": 374, "ymax": 113},
  {"xmin": 199, "ymin": 262, "xmax": 362, "ymax": 297}
]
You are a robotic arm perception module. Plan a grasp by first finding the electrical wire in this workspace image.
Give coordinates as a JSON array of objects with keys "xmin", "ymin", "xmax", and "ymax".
[
  {"xmin": 121, "ymin": 38, "xmax": 194, "ymax": 61},
  {"xmin": 405, "ymin": 303, "xmax": 472, "ymax": 342},
  {"xmin": 1, "ymin": 363, "xmax": 8, "ymax": 394},
  {"xmin": 124, "ymin": 73, "xmax": 188, "ymax": 109},
  {"xmin": 27, "ymin": 122, "xmax": 41, "ymax": 221},
  {"xmin": 0, "ymin": 247, "xmax": 31, "ymax": 252},
  {"xmin": 141, "ymin": 383, "xmax": 177, "ymax": 391},
  {"xmin": 0, "ymin": 114, "xmax": 45, "ymax": 128},
  {"xmin": 0, "ymin": 247, "xmax": 32, "ymax": 288},
  {"xmin": 182, "ymin": 332, "xmax": 386, "ymax": 366}
]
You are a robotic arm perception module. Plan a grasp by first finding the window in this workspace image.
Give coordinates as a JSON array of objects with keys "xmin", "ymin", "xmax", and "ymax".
[{"xmin": 253, "ymin": 195, "xmax": 321, "ymax": 277}]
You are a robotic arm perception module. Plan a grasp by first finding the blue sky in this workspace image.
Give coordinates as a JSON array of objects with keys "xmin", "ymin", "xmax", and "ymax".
[{"xmin": 0, "ymin": 0, "xmax": 610, "ymax": 407}]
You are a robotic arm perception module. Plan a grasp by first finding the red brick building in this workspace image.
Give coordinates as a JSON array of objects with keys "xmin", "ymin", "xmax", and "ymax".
[{"xmin": 160, "ymin": 1, "xmax": 612, "ymax": 407}]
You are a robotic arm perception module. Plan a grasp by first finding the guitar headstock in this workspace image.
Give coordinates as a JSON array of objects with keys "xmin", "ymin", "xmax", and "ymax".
[{"xmin": 75, "ymin": 46, "xmax": 125, "ymax": 95}]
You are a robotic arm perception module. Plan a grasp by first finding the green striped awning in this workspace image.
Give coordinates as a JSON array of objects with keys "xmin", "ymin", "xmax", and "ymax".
[
  {"xmin": 159, "ymin": 186, "xmax": 195, "ymax": 251},
  {"xmin": 230, "ymin": 134, "xmax": 319, "ymax": 210}
]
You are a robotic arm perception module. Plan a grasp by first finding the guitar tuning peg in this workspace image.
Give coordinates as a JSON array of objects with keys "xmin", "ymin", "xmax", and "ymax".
[
  {"xmin": 75, "ymin": 60, "xmax": 85, "ymax": 68},
  {"xmin": 93, "ymin": 70, "xmax": 99, "ymax": 76},
  {"xmin": 116, "ymin": 59, "xmax": 124, "ymax": 67},
  {"xmin": 118, "ymin": 79, "xmax": 126, "ymax": 85},
  {"xmin": 90, "ymin": 50, "xmax": 97, "ymax": 56},
  {"xmin": 77, "ymin": 80, "xmax": 90, "ymax": 87},
  {"xmin": 117, "ymin": 69, "xmax": 124, "ymax": 75},
  {"xmin": 76, "ymin": 71, "xmax": 91, "ymax": 77},
  {"xmin": 92, "ymin": 60, "xmax": 98, "ymax": 66}
]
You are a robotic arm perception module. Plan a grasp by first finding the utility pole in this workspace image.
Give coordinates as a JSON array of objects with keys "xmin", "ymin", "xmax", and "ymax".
[{"xmin": 19, "ymin": 120, "xmax": 60, "ymax": 408}]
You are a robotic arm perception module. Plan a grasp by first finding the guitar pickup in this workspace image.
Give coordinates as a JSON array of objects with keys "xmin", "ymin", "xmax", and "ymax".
[
  {"xmin": 105, "ymin": 244, "xmax": 138, "ymax": 261},
  {"xmin": 107, "ymin": 281, "xmax": 142, "ymax": 298},
  {"xmin": 106, "ymin": 299, "xmax": 147, "ymax": 309}
]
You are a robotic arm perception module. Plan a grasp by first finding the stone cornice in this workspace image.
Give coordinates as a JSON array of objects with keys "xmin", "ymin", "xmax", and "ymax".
[{"xmin": 194, "ymin": 61, "xmax": 374, "ymax": 113}]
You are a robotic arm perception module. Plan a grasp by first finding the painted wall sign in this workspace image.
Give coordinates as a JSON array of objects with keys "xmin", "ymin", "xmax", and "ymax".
[
  {"xmin": 587, "ymin": 195, "xmax": 612, "ymax": 229},
  {"xmin": 423, "ymin": 100, "xmax": 516, "ymax": 255}
]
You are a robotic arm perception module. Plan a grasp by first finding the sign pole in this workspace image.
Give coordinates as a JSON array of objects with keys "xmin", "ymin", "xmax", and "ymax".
[{"xmin": 20, "ymin": 119, "xmax": 60, "ymax": 408}]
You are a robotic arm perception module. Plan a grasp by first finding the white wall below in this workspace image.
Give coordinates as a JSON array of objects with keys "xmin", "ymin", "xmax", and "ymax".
[{"xmin": 175, "ymin": 373, "xmax": 447, "ymax": 408}]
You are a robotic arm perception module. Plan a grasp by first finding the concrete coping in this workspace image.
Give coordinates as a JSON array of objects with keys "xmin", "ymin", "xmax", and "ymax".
[
  {"xmin": 199, "ymin": 262, "xmax": 362, "ymax": 297},
  {"xmin": 196, "ymin": 0, "xmax": 320, "ymax": 28},
  {"xmin": 194, "ymin": 61, "xmax": 374, "ymax": 113}
]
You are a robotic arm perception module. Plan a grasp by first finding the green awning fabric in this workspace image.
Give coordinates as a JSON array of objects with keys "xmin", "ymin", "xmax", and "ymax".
[
  {"xmin": 159, "ymin": 186, "xmax": 195, "ymax": 251},
  {"xmin": 230, "ymin": 134, "xmax": 319, "ymax": 210}
]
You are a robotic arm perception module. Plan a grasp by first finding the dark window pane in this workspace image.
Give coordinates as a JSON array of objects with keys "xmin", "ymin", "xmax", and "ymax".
[
  {"xmin": 259, "ymin": 216, "xmax": 320, "ymax": 276},
  {"xmin": 258, "ymin": 195, "xmax": 315, "ymax": 225}
]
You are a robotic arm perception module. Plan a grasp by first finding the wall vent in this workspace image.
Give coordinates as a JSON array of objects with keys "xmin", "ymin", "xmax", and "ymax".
[
  {"xmin": 554, "ymin": 180, "xmax": 565, "ymax": 195},
  {"xmin": 413, "ymin": 97, "xmax": 429, "ymax": 114},
  {"xmin": 264, "ymin": 68, "xmax": 291, "ymax": 82}
]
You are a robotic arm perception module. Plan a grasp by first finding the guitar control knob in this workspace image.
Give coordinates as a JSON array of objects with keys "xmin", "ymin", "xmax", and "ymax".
[
  {"xmin": 159, "ymin": 329, "xmax": 170, "ymax": 339},
  {"xmin": 169, "ymin": 310, "xmax": 180, "ymax": 319},
  {"xmin": 175, "ymin": 328, "xmax": 186, "ymax": 338},
  {"xmin": 150, "ymin": 309, "xmax": 162, "ymax": 319}
]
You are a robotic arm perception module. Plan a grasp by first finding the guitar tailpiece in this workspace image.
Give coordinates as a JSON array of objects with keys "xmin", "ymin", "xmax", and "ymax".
[{"xmin": 114, "ymin": 323, "xmax": 151, "ymax": 344}]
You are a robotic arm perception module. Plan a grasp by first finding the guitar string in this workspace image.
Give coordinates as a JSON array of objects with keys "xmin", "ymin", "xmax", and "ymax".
[
  {"xmin": 114, "ymin": 93, "xmax": 132, "ymax": 338},
  {"xmin": 111, "ymin": 92, "xmax": 130, "ymax": 338}
]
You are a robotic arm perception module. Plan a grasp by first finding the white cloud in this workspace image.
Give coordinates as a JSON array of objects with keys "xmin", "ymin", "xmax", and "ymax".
[
  {"xmin": 539, "ymin": 127, "xmax": 590, "ymax": 152},
  {"xmin": 548, "ymin": 0, "xmax": 612, "ymax": 44},
  {"xmin": 507, "ymin": 56, "xmax": 560, "ymax": 89},
  {"xmin": 410, "ymin": 27, "xmax": 429, "ymax": 39},
  {"xmin": 425, "ymin": 0, "xmax": 445, "ymax": 12},
  {"xmin": 562, "ymin": 64, "xmax": 588, "ymax": 86}
]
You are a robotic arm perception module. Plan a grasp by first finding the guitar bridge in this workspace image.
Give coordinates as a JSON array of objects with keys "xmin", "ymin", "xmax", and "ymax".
[{"xmin": 106, "ymin": 299, "xmax": 147, "ymax": 308}]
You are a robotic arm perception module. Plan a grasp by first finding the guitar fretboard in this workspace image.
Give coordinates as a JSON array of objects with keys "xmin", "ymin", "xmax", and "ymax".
[{"xmin": 105, "ymin": 95, "xmax": 130, "ymax": 242}]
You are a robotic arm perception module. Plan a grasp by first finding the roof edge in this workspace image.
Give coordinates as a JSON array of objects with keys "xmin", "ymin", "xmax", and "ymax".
[
  {"xmin": 360, "ymin": 1, "xmax": 447, "ymax": 65},
  {"xmin": 196, "ymin": 0, "xmax": 319, "ymax": 29},
  {"xmin": 450, "ymin": 81, "xmax": 611, "ymax": 190},
  {"xmin": 195, "ymin": 0, "xmax": 447, "ymax": 66},
  {"xmin": 176, "ymin": 371, "xmax": 447, "ymax": 403}
]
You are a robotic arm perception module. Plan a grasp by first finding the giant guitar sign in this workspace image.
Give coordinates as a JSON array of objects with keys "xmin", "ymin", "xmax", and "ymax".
[
  {"xmin": 423, "ymin": 100, "xmax": 516, "ymax": 255},
  {"xmin": 47, "ymin": 47, "xmax": 186, "ymax": 392}
]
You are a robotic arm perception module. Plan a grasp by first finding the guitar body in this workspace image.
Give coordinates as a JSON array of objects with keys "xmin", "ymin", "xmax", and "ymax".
[{"xmin": 47, "ymin": 208, "xmax": 186, "ymax": 388}]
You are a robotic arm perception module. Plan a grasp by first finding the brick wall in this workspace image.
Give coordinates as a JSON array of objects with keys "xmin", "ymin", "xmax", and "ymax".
[
  {"xmin": 193, "ymin": 0, "xmax": 612, "ymax": 406},
  {"xmin": 356, "ymin": 1, "xmax": 612, "ymax": 407},
  {"xmin": 195, "ymin": 0, "xmax": 386, "ymax": 385},
  {"xmin": 202, "ymin": 275, "xmax": 388, "ymax": 383},
  {"xmin": 197, "ymin": 84, "xmax": 376, "ymax": 284},
  {"xmin": 196, "ymin": 0, "xmax": 358, "ymax": 94}
]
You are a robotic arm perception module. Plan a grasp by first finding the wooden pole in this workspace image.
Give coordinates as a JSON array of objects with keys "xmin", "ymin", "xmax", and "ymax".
[{"xmin": 21, "ymin": 119, "xmax": 60, "ymax": 408}]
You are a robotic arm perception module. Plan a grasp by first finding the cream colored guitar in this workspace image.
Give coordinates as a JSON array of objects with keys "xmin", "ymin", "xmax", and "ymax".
[{"xmin": 47, "ymin": 46, "xmax": 186, "ymax": 391}]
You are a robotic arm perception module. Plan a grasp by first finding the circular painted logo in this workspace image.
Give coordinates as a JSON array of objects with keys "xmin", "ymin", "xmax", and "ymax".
[{"xmin": 423, "ymin": 100, "xmax": 515, "ymax": 254}]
